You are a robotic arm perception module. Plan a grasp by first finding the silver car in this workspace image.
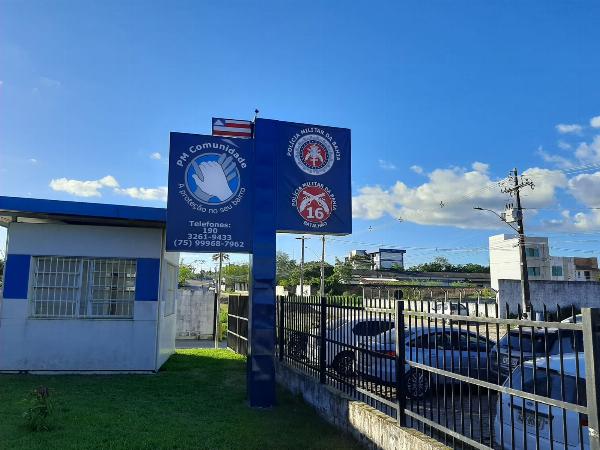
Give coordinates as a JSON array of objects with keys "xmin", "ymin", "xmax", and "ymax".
[
  {"xmin": 494, "ymin": 353, "xmax": 588, "ymax": 450},
  {"xmin": 356, "ymin": 326, "xmax": 493, "ymax": 398}
]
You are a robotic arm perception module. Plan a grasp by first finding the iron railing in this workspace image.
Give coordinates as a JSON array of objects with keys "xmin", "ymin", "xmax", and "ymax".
[
  {"xmin": 227, "ymin": 294, "xmax": 248, "ymax": 355},
  {"xmin": 277, "ymin": 293, "xmax": 600, "ymax": 450}
]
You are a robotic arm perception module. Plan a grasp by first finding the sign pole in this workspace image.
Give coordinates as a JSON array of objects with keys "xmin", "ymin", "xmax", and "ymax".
[{"xmin": 247, "ymin": 124, "xmax": 276, "ymax": 408}]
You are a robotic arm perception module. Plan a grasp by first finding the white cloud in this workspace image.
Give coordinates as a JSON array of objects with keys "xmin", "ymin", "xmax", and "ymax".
[
  {"xmin": 49, "ymin": 175, "xmax": 119, "ymax": 197},
  {"xmin": 28, "ymin": 158, "xmax": 38, "ymax": 164},
  {"xmin": 471, "ymin": 162, "xmax": 489, "ymax": 173},
  {"xmin": 98, "ymin": 175, "xmax": 119, "ymax": 188},
  {"xmin": 557, "ymin": 141, "xmax": 571, "ymax": 150},
  {"xmin": 150, "ymin": 152, "xmax": 162, "ymax": 160},
  {"xmin": 377, "ymin": 159, "xmax": 396, "ymax": 170},
  {"xmin": 410, "ymin": 165, "xmax": 423, "ymax": 174},
  {"xmin": 556, "ymin": 123, "xmax": 583, "ymax": 134},
  {"xmin": 574, "ymin": 135, "xmax": 600, "ymax": 164},
  {"xmin": 591, "ymin": 116, "xmax": 600, "ymax": 128},
  {"xmin": 49, "ymin": 174, "xmax": 165, "ymax": 202},
  {"xmin": 352, "ymin": 164, "xmax": 567, "ymax": 229},
  {"xmin": 537, "ymin": 147, "xmax": 574, "ymax": 168},
  {"xmin": 567, "ymin": 172, "xmax": 600, "ymax": 207},
  {"xmin": 114, "ymin": 186, "xmax": 167, "ymax": 202}
]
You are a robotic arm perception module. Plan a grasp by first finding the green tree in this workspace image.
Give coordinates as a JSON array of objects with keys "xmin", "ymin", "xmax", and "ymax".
[
  {"xmin": 222, "ymin": 263, "xmax": 249, "ymax": 291},
  {"xmin": 178, "ymin": 263, "xmax": 195, "ymax": 287},
  {"xmin": 409, "ymin": 256, "xmax": 489, "ymax": 273},
  {"xmin": 276, "ymin": 251, "xmax": 298, "ymax": 283}
]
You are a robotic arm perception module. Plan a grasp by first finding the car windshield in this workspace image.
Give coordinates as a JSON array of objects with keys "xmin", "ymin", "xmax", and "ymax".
[
  {"xmin": 511, "ymin": 366, "xmax": 586, "ymax": 406},
  {"xmin": 499, "ymin": 331, "xmax": 549, "ymax": 354}
]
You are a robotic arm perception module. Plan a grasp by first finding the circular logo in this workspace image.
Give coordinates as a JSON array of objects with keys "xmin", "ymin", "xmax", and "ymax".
[
  {"xmin": 293, "ymin": 134, "xmax": 335, "ymax": 175},
  {"xmin": 184, "ymin": 153, "xmax": 241, "ymax": 205},
  {"xmin": 295, "ymin": 185, "xmax": 334, "ymax": 223}
]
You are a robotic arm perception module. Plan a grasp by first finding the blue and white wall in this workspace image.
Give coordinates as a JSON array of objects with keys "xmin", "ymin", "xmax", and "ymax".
[{"xmin": 0, "ymin": 222, "xmax": 178, "ymax": 372}]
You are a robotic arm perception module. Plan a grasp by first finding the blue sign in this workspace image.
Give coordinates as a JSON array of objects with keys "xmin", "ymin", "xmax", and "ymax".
[
  {"xmin": 254, "ymin": 118, "xmax": 352, "ymax": 235},
  {"xmin": 166, "ymin": 132, "xmax": 253, "ymax": 252}
]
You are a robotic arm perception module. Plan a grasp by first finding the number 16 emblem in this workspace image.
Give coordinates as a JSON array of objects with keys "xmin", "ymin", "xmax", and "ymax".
[{"xmin": 295, "ymin": 185, "xmax": 334, "ymax": 224}]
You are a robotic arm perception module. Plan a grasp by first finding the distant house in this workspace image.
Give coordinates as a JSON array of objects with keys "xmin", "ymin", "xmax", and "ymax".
[
  {"xmin": 489, "ymin": 234, "xmax": 600, "ymax": 290},
  {"xmin": 347, "ymin": 248, "xmax": 406, "ymax": 271},
  {"xmin": 0, "ymin": 196, "xmax": 178, "ymax": 372}
]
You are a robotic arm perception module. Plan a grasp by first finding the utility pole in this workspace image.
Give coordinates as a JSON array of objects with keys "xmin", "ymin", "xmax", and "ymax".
[
  {"xmin": 501, "ymin": 168, "xmax": 535, "ymax": 317},
  {"xmin": 214, "ymin": 252, "xmax": 224, "ymax": 349},
  {"xmin": 320, "ymin": 235, "xmax": 326, "ymax": 298},
  {"xmin": 295, "ymin": 236, "xmax": 309, "ymax": 298},
  {"xmin": 474, "ymin": 168, "xmax": 535, "ymax": 317}
]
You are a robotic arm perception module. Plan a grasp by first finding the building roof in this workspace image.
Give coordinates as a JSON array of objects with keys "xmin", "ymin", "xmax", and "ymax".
[{"xmin": 0, "ymin": 196, "xmax": 166, "ymax": 228}]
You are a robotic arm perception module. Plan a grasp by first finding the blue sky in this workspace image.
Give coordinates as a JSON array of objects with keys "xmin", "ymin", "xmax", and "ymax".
[{"xmin": 2, "ymin": 1, "xmax": 600, "ymax": 269}]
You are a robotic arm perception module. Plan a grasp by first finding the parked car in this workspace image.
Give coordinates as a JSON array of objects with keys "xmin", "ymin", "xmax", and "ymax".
[
  {"xmin": 494, "ymin": 354, "xmax": 588, "ymax": 450},
  {"xmin": 296, "ymin": 316, "xmax": 395, "ymax": 376},
  {"xmin": 489, "ymin": 327, "xmax": 584, "ymax": 379},
  {"xmin": 356, "ymin": 326, "xmax": 494, "ymax": 398}
]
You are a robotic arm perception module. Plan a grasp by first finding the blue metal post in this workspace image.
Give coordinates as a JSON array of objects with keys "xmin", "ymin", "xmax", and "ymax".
[{"xmin": 247, "ymin": 122, "xmax": 277, "ymax": 407}]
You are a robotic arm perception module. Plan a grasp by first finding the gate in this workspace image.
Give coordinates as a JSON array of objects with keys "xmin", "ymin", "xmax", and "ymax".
[{"xmin": 227, "ymin": 294, "xmax": 248, "ymax": 355}]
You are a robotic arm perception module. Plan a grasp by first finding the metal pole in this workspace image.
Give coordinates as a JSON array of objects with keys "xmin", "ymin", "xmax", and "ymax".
[
  {"xmin": 214, "ymin": 252, "xmax": 224, "ymax": 349},
  {"xmin": 319, "ymin": 292, "xmax": 327, "ymax": 384},
  {"xmin": 513, "ymin": 168, "xmax": 532, "ymax": 317},
  {"xmin": 320, "ymin": 235, "xmax": 325, "ymax": 298},
  {"xmin": 278, "ymin": 295, "xmax": 284, "ymax": 362},
  {"xmin": 298, "ymin": 236, "xmax": 305, "ymax": 297},
  {"xmin": 395, "ymin": 298, "xmax": 406, "ymax": 426},
  {"xmin": 582, "ymin": 308, "xmax": 600, "ymax": 450}
]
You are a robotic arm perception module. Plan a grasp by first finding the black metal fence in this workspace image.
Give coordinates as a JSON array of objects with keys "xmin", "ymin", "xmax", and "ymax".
[
  {"xmin": 277, "ymin": 293, "xmax": 600, "ymax": 450},
  {"xmin": 227, "ymin": 294, "xmax": 248, "ymax": 355}
]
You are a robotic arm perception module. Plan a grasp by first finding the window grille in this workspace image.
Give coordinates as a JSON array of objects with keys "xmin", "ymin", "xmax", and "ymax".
[
  {"xmin": 31, "ymin": 256, "xmax": 136, "ymax": 319},
  {"xmin": 164, "ymin": 264, "xmax": 178, "ymax": 317}
]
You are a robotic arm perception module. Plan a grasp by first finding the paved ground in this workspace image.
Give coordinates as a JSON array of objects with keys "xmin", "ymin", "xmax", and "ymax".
[{"xmin": 176, "ymin": 339, "xmax": 227, "ymax": 349}]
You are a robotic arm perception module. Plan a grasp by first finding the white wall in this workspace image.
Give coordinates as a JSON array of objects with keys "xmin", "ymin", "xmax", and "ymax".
[
  {"xmin": 176, "ymin": 286, "xmax": 215, "ymax": 339},
  {"xmin": 489, "ymin": 234, "xmax": 551, "ymax": 290},
  {"xmin": 156, "ymin": 245, "xmax": 179, "ymax": 368},
  {"xmin": 0, "ymin": 222, "xmax": 168, "ymax": 372}
]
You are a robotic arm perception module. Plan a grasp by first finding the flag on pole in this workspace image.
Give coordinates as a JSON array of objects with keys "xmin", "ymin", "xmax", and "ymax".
[{"xmin": 212, "ymin": 118, "xmax": 253, "ymax": 138}]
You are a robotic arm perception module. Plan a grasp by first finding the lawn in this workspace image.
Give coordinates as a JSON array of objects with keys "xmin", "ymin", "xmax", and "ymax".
[{"xmin": 0, "ymin": 349, "xmax": 361, "ymax": 450}]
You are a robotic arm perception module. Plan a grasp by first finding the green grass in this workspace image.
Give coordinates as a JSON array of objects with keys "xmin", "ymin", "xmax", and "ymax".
[{"xmin": 0, "ymin": 350, "xmax": 361, "ymax": 450}]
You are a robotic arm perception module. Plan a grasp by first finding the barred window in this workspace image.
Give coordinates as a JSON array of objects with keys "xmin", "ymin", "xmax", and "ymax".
[
  {"xmin": 31, "ymin": 257, "xmax": 136, "ymax": 319},
  {"xmin": 164, "ymin": 264, "xmax": 178, "ymax": 317}
]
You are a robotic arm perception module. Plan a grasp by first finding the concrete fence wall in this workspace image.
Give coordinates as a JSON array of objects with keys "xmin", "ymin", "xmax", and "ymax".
[
  {"xmin": 498, "ymin": 279, "xmax": 600, "ymax": 315},
  {"xmin": 176, "ymin": 287, "xmax": 215, "ymax": 339},
  {"xmin": 276, "ymin": 362, "xmax": 448, "ymax": 450}
]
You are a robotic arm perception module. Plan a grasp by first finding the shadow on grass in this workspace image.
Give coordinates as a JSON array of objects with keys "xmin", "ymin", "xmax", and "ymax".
[{"xmin": 160, "ymin": 348, "xmax": 246, "ymax": 373}]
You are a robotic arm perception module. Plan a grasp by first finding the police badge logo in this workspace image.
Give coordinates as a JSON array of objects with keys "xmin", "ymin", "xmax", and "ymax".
[
  {"xmin": 293, "ymin": 134, "xmax": 335, "ymax": 176},
  {"xmin": 292, "ymin": 182, "xmax": 337, "ymax": 229}
]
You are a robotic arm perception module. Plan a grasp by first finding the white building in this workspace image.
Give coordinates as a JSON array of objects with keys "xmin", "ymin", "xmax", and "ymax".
[
  {"xmin": 347, "ymin": 248, "xmax": 406, "ymax": 270},
  {"xmin": 0, "ymin": 196, "xmax": 179, "ymax": 372},
  {"xmin": 489, "ymin": 234, "xmax": 599, "ymax": 290}
]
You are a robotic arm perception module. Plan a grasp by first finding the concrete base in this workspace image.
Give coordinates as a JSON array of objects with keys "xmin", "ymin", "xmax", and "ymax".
[{"xmin": 276, "ymin": 363, "xmax": 449, "ymax": 450}]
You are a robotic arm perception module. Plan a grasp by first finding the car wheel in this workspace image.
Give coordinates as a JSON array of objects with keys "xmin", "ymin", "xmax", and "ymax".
[
  {"xmin": 332, "ymin": 351, "xmax": 355, "ymax": 377},
  {"xmin": 405, "ymin": 369, "xmax": 430, "ymax": 399}
]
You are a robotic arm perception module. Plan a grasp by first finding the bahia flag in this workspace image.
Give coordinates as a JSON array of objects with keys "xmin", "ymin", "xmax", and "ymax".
[{"xmin": 212, "ymin": 118, "xmax": 253, "ymax": 138}]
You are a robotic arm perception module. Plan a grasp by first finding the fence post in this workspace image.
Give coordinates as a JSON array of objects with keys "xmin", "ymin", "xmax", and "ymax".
[
  {"xmin": 278, "ymin": 296, "xmax": 285, "ymax": 362},
  {"xmin": 395, "ymin": 298, "xmax": 406, "ymax": 426},
  {"xmin": 319, "ymin": 294, "xmax": 327, "ymax": 384},
  {"xmin": 583, "ymin": 308, "xmax": 600, "ymax": 450}
]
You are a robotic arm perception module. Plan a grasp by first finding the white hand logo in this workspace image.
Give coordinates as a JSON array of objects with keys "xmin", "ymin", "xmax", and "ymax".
[{"xmin": 192, "ymin": 161, "xmax": 234, "ymax": 201}]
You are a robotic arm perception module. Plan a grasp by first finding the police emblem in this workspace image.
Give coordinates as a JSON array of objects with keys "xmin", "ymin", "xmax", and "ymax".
[
  {"xmin": 293, "ymin": 134, "xmax": 335, "ymax": 176},
  {"xmin": 292, "ymin": 182, "xmax": 337, "ymax": 228}
]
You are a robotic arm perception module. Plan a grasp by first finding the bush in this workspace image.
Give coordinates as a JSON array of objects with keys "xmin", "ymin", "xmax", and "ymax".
[{"xmin": 23, "ymin": 386, "xmax": 54, "ymax": 431}]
